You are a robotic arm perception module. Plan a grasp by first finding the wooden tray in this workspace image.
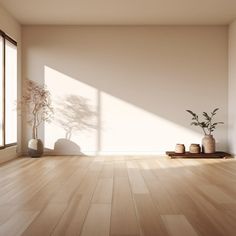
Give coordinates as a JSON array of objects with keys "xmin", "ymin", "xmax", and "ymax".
[{"xmin": 166, "ymin": 151, "xmax": 231, "ymax": 159}]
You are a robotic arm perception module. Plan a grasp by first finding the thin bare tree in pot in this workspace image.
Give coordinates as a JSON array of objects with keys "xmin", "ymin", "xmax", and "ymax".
[{"xmin": 22, "ymin": 79, "xmax": 53, "ymax": 157}]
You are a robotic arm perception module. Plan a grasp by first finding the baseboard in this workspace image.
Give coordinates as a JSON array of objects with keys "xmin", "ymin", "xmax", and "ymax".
[{"xmin": 42, "ymin": 150, "xmax": 166, "ymax": 156}]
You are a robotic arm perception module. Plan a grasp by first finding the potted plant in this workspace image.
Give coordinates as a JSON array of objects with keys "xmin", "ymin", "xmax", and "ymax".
[
  {"xmin": 22, "ymin": 79, "xmax": 53, "ymax": 157},
  {"xmin": 186, "ymin": 108, "xmax": 224, "ymax": 153}
]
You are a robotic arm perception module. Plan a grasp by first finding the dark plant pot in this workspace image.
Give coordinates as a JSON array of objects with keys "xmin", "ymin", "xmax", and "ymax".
[{"xmin": 28, "ymin": 139, "xmax": 44, "ymax": 157}]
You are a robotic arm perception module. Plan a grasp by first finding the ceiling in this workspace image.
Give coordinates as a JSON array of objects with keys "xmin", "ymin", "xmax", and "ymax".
[{"xmin": 1, "ymin": 0, "xmax": 236, "ymax": 25}]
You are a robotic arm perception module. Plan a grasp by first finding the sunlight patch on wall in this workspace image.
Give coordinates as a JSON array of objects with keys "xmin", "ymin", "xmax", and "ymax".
[
  {"xmin": 44, "ymin": 66, "xmax": 202, "ymax": 156},
  {"xmin": 100, "ymin": 93, "xmax": 202, "ymax": 155},
  {"xmin": 44, "ymin": 66, "xmax": 97, "ymax": 155}
]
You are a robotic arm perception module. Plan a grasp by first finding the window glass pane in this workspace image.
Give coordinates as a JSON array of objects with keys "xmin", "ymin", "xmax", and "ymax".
[
  {"xmin": 0, "ymin": 37, "xmax": 3, "ymax": 146},
  {"xmin": 5, "ymin": 40, "xmax": 17, "ymax": 144}
]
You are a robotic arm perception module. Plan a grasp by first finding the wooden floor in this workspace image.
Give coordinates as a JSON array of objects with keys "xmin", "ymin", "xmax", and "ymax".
[{"xmin": 0, "ymin": 156, "xmax": 236, "ymax": 236}]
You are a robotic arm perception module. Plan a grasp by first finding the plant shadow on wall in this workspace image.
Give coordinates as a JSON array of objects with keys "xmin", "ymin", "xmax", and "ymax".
[{"xmin": 47, "ymin": 94, "xmax": 97, "ymax": 155}]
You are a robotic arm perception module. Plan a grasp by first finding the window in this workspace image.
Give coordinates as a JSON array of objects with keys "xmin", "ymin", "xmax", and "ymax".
[
  {"xmin": 0, "ymin": 36, "xmax": 3, "ymax": 147},
  {"xmin": 0, "ymin": 30, "xmax": 17, "ymax": 149}
]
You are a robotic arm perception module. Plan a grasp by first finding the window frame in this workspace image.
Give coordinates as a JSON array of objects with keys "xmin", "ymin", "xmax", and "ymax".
[{"xmin": 0, "ymin": 30, "xmax": 17, "ymax": 150}]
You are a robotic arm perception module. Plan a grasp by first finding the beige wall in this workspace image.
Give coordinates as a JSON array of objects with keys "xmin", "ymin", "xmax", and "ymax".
[
  {"xmin": 22, "ymin": 26, "xmax": 228, "ymax": 155},
  {"xmin": 0, "ymin": 4, "xmax": 21, "ymax": 160},
  {"xmin": 229, "ymin": 20, "xmax": 236, "ymax": 155},
  {"xmin": 0, "ymin": 5, "xmax": 20, "ymax": 41}
]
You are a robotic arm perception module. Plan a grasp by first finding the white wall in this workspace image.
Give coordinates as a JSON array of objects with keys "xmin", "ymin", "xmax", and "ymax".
[
  {"xmin": 22, "ymin": 26, "xmax": 228, "ymax": 155},
  {"xmin": 229, "ymin": 20, "xmax": 236, "ymax": 155},
  {"xmin": 0, "ymin": 4, "xmax": 21, "ymax": 161}
]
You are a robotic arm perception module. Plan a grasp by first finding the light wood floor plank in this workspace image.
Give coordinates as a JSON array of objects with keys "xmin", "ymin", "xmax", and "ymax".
[
  {"xmin": 161, "ymin": 215, "xmax": 199, "ymax": 236},
  {"xmin": 110, "ymin": 177, "xmax": 140, "ymax": 236},
  {"xmin": 22, "ymin": 203, "xmax": 67, "ymax": 236},
  {"xmin": 143, "ymin": 178, "xmax": 181, "ymax": 215},
  {"xmin": 49, "ymin": 168, "xmax": 87, "ymax": 203},
  {"xmin": 197, "ymin": 184, "xmax": 236, "ymax": 204},
  {"xmin": 51, "ymin": 196, "xmax": 83, "ymax": 236},
  {"xmin": 127, "ymin": 161, "xmax": 149, "ymax": 194},
  {"xmin": 81, "ymin": 204, "xmax": 111, "ymax": 236},
  {"xmin": 92, "ymin": 178, "xmax": 113, "ymax": 204},
  {"xmin": 100, "ymin": 163, "xmax": 114, "ymax": 178},
  {"xmin": 0, "ymin": 156, "xmax": 235, "ymax": 236},
  {"xmin": 114, "ymin": 161, "xmax": 128, "ymax": 178},
  {"xmin": 172, "ymin": 193, "xmax": 224, "ymax": 236},
  {"xmin": 52, "ymin": 166, "xmax": 102, "ymax": 235},
  {"xmin": 0, "ymin": 205, "xmax": 19, "ymax": 224},
  {"xmin": 134, "ymin": 194, "xmax": 168, "ymax": 236},
  {"xmin": 0, "ymin": 210, "xmax": 39, "ymax": 236}
]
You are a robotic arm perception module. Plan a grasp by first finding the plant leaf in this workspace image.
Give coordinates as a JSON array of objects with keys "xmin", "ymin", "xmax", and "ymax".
[
  {"xmin": 186, "ymin": 110, "xmax": 196, "ymax": 117},
  {"xmin": 191, "ymin": 122, "xmax": 198, "ymax": 126}
]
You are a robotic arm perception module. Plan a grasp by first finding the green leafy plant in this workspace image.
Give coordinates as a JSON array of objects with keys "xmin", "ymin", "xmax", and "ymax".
[{"xmin": 186, "ymin": 108, "xmax": 224, "ymax": 135}]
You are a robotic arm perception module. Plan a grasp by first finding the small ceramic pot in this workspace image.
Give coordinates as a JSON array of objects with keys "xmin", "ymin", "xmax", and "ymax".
[
  {"xmin": 175, "ymin": 144, "xmax": 185, "ymax": 153},
  {"xmin": 189, "ymin": 144, "xmax": 201, "ymax": 154}
]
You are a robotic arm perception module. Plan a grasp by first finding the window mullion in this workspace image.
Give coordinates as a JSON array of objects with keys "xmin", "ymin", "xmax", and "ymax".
[
  {"xmin": 2, "ymin": 37, "xmax": 5, "ymax": 147},
  {"xmin": 0, "ymin": 36, "xmax": 3, "ymax": 148}
]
